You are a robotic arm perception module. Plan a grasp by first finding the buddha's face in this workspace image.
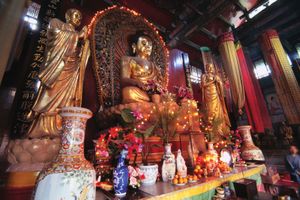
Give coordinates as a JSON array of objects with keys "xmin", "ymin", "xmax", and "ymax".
[
  {"xmin": 132, "ymin": 36, "xmax": 153, "ymax": 58},
  {"xmin": 66, "ymin": 9, "xmax": 82, "ymax": 27},
  {"xmin": 205, "ymin": 64, "xmax": 215, "ymax": 74}
]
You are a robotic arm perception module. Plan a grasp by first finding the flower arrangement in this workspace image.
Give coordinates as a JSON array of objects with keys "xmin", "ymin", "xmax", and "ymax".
[
  {"xmin": 128, "ymin": 165, "xmax": 145, "ymax": 189},
  {"xmin": 174, "ymin": 86, "xmax": 193, "ymax": 100},
  {"xmin": 119, "ymin": 108, "xmax": 161, "ymax": 165},
  {"xmin": 97, "ymin": 127, "xmax": 143, "ymax": 163},
  {"xmin": 144, "ymin": 80, "xmax": 166, "ymax": 95}
]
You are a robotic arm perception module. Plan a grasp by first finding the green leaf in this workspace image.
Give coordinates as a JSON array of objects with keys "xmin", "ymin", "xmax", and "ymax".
[
  {"xmin": 120, "ymin": 108, "xmax": 135, "ymax": 123},
  {"xmin": 140, "ymin": 124, "xmax": 157, "ymax": 138}
]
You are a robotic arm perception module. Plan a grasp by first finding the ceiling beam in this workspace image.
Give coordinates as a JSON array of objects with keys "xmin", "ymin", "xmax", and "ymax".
[
  {"xmin": 183, "ymin": 39, "xmax": 202, "ymax": 51},
  {"xmin": 199, "ymin": 28, "xmax": 217, "ymax": 40},
  {"xmin": 218, "ymin": 14, "xmax": 234, "ymax": 29},
  {"xmin": 168, "ymin": 0, "xmax": 228, "ymax": 47}
]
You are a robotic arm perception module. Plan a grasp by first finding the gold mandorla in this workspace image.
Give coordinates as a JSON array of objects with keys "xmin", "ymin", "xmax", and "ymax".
[
  {"xmin": 26, "ymin": 9, "xmax": 90, "ymax": 138},
  {"xmin": 121, "ymin": 33, "xmax": 163, "ymax": 104},
  {"xmin": 201, "ymin": 63, "xmax": 231, "ymax": 141}
]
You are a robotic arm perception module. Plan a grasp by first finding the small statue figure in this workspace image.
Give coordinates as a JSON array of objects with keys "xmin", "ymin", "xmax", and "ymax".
[
  {"xmin": 201, "ymin": 63, "xmax": 231, "ymax": 140},
  {"xmin": 279, "ymin": 121, "xmax": 294, "ymax": 145},
  {"xmin": 176, "ymin": 149, "xmax": 187, "ymax": 178},
  {"xmin": 26, "ymin": 9, "xmax": 90, "ymax": 138},
  {"xmin": 121, "ymin": 31, "xmax": 163, "ymax": 103}
]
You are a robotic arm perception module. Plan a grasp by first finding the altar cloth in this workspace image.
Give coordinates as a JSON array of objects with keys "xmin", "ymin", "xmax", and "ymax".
[{"xmin": 96, "ymin": 164, "xmax": 266, "ymax": 200}]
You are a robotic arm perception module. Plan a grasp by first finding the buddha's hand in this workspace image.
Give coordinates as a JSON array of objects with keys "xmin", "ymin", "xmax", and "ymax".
[{"xmin": 79, "ymin": 26, "xmax": 88, "ymax": 40}]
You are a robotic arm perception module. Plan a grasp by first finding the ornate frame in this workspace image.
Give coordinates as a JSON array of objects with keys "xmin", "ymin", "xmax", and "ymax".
[{"xmin": 89, "ymin": 6, "xmax": 169, "ymax": 108}]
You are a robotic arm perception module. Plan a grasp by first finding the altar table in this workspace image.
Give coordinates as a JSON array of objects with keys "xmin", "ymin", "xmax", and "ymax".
[{"xmin": 96, "ymin": 164, "xmax": 266, "ymax": 200}]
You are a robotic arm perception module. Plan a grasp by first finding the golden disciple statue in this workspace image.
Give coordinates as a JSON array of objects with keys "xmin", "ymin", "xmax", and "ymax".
[
  {"xmin": 121, "ymin": 32, "xmax": 163, "ymax": 103},
  {"xmin": 26, "ymin": 9, "xmax": 90, "ymax": 138},
  {"xmin": 201, "ymin": 63, "xmax": 231, "ymax": 139}
]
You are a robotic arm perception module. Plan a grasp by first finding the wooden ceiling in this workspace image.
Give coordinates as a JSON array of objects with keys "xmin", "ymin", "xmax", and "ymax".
[
  {"xmin": 38, "ymin": 0, "xmax": 300, "ymax": 64},
  {"xmin": 62, "ymin": 0, "xmax": 261, "ymax": 64}
]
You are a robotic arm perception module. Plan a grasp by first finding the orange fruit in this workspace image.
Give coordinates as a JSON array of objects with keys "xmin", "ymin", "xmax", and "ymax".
[
  {"xmin": 179, "ymin": 178, "xmax": 183, "ymax": 184},
  {"xmin": 196, "ymin": 165, "xmax": 201, "ymax": 170},
  {"xmin": 194, "ymin": 169, "xmax": 199, "ymax": 174},
  {"xmin": 183, "ymin": 178, "xmax": 188, "ymax": 183},
  {"xmin": 175, "ymin": 175, "xmax": 179, "ymax": 179},
  {"xmin": 173, "ymin": 179, "xmax": 178, "ymax": 184}
]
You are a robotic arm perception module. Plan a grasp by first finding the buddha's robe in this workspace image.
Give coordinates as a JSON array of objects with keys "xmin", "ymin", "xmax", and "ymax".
[
  {"xmin": 201, "ymin": 74, "xmax": 231, "ymax": 137},
  {"xmin": 121, "ymin": 56, "xmax": 162, "ymax": 103},
  {"xmin": 27, "ymin": 18, "xmax": 89, "ymax": 138}
]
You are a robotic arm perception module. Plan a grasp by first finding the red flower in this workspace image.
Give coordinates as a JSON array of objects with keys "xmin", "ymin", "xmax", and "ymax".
[{"xmin": 108, "ymin": 127, "xmax": 121, "ymax": 139}]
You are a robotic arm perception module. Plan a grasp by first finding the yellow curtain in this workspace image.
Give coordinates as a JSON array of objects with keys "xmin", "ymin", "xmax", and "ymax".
[
  {"xmin": 218, "ymin": 32, "xmax": 245, "ymax": 112},
  {"xmin": 260, "ymin": 29, "xmax": 300, "ymax": 124}
]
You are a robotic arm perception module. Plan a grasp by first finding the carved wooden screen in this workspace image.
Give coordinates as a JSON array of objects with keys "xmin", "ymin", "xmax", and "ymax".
[{"xmin": 89, "ymin": 6, "xmax": 169, "ymax": 108}]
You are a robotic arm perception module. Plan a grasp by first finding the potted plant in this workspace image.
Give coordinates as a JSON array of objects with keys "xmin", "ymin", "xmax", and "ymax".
[
  {"xmin": 138, "ymin": 95, "xmax": 181, "ymax": 182},
  {"xmin": 120, "ymin": 108, "xmax": 161, "ymax": 185}
]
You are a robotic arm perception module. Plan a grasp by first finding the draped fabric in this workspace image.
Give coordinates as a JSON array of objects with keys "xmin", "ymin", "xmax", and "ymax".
[
  {"xmin": 27, "ymin": 18, "xmax": 89, "ymax": 138},
  {"xmin": 260, "ymin": 29, "xmax": 300, "ymax": 124},
  {"xmin": 236, "ymin": 43, "xmax": 272, "ymax": 132},
  {"xmin": 244, "ymin": 49, "xmax": 273, "ymax": 130},
  {"xmin": 218, "ymin": 32, "xmax": 245, "ymax": 113}
]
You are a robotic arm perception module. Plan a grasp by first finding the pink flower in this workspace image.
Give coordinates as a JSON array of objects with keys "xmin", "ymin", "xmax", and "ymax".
[
  {"xmin": 131, "ymin": 168, "xmax": 138, "ymax": 177},
  {"xmin": 131, "ymin": 111, "xmax": 143, "ymax": 120},
  {"xmin": 128, "ymin": 165, "xmax": 135, "ymax": 174},
  {"xmin": 130, "ymin": 176, "xmax": 138, "ymax": 186}
]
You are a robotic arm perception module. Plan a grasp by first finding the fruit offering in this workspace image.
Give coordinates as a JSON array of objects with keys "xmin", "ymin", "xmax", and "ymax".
[
  {"xmin": 187, "ymin": 174, "xmax": 198, "ymax": 182},
  {"xmin": 217, "ymin": 161, "xmax": 232, "ymax": 173},
  {"xmin": 172, "ymin": 174, "xmax": 188, "ymax": 185},
  {"xmin": 193, "ymin": 165, "xmax": 204, "ymax": 179},
  {"xmin": 96, "ymin": 181, "xmax": 113, "ymax": 191}
]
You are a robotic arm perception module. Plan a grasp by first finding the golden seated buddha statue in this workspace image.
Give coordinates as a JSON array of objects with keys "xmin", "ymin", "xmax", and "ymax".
[{"xmin": 121, "ymin": 32, "xmax": 163, "ymax": 104}]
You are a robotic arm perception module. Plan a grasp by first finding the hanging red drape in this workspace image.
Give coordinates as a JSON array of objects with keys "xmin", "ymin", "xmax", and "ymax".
[
  {"xmin": 244, "ymin": 49, "xmax": 273, "ymax": 130},
  {"xmin": 236, "ymin": 44, "xmax": 272, "ymax": 132}
]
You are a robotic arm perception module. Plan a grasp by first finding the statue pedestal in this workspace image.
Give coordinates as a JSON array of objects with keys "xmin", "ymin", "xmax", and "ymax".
[{"xmin": 7, "ymin": 138, "xmax": 61, "ymax": 171}]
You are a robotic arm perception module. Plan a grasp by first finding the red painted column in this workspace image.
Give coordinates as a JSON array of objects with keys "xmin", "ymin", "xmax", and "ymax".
[{"xmin": 168, "ymin": 49, "xmax": 188, "ymax": 91}]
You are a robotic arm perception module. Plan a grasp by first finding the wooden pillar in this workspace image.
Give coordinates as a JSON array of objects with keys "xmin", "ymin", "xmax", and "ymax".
[{"xmin": 0, "ymin": 0, "xmax": 27, "ymax": 84}]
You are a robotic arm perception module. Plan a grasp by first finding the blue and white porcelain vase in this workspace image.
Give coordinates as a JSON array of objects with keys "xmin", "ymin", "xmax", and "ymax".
[{"xmin": 113, "ymin": 150, "xmax": 129, "ymax": 198}]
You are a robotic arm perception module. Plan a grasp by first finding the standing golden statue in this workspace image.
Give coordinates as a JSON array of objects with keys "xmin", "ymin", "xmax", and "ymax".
[
  {"xmin": 201, "ymin": 63, "xmax": 231, "ymax": 140},
  {"xmin": 121, "ymin": 32, "xmax": 163, "ymax": 103},
  {"xmin": 26, "ymin": 9, "xmax": 90, "ymax": 138}
]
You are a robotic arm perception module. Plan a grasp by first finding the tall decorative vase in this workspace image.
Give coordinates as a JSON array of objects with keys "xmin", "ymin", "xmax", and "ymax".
[
  {"xmin": 113, "ymin": 150, "xmax": 129, "ymax": 198},
  {"xmin": 238, "ymin": 125, "xmax": 265, "ymax": 161},
  {"xmin": 203, "ymin": 142, "xmax": 218, "ymax": 173},
  {"xmin": 162, "ymin": 143, "xmax": 176, "ymax": 182},
  {"xmin": 33, "ymin": 107, "xmax": 95, "ymax": 200}
]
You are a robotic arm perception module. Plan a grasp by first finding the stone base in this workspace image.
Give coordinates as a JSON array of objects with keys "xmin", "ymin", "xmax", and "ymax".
[{"xmin": 7, "ymin": 137, "xmax": 60, "ymax": 172}]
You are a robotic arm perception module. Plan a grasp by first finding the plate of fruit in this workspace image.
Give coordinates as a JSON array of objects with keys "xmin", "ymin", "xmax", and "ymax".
[
  {"xmin": 172, "ymin": 175, "xmax": 188, "ymax": 186},
  {"xmin": 187, "ymin": 175, "xmax": 198, "ymax": 183}
]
